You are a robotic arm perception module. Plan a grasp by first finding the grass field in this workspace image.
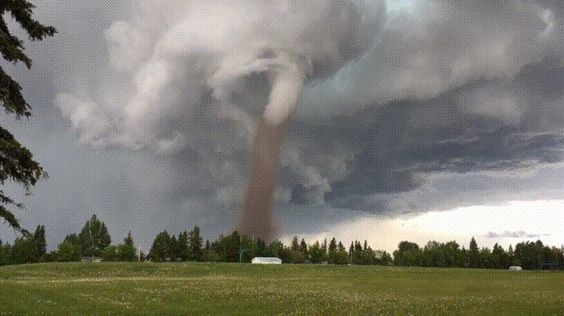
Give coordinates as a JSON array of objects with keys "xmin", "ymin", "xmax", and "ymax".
[{"xmin": 0, "ymin": 263, "xmax": 563, "ymax": 315}]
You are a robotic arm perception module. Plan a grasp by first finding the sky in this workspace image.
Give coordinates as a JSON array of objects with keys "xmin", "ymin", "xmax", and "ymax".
[{"xmin": 1, "ymin": 0, "xmax": 563, "ymax": 253}]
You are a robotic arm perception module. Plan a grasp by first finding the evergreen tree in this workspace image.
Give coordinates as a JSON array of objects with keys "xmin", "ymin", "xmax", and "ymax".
[
  {"xmin": 0, "ymin": 0, "xmax": 56, "ymax": 233},
  {"xmin": 334, "ymin": 241, "xmax": 350, "ymax": 265},
  {"xmin": 327, "ymin": 238, "xmax": 337, "ymax": 263},
  {"xmin": 64, "ymin": 233, "xmax": 79, "ymax": 244},
  {"xmin": 188, "ymin": 226, "xmax": 203, "ymax": 261},
  {"xmin": 299, "ymin": 239, "xmax": 308, "ymax": 254},
  {"xmin": 78, "ymin": 215, "xmax": 111, "ymax": 257},
  {"xmin": 321, "ymin": 238, "xmax": 328, "ymax": 258},
  {"xmin": 291, "ymin": 236, "xmax": 299, "ymax": 251},
  {"xmin": 32, "ymin": 225, "xmax": 46, "ymax": 258},
  {"xmin": 119, "ymin": 231, "xmax": 136, "ymax": 261},
  {"xmin": 491, "ymin": 243, "xmax": 508, "ymax": 269},
  {"xmin": 170, "ymin": 235, "xmax": 179, "ymax": 261},
  {"xmin": 149, "ymin": 231, "xmax": 172, "ymax": 262},
  {"xmin": 177, "ymin": 231, "xmax": 189, "ymax": 261},
  {"xmin": 354, "ymin": 241, "xmax": 363, "ymax": 263},
  {"xmin": 469, "ymin": 237, "xmax": 480, "ymax": 268},
  {"xmin": 124, "ymin": 231, "xmax": 134, "ymax": 247},
  {"xmin": 213, "ymin": 231, "xmax": 240, "ymax": 262}
]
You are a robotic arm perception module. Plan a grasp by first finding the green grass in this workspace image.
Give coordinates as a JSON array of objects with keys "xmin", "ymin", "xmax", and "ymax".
[{"xmin": 0, "ymin": 263, "xmax": 562, "ymax": 315}]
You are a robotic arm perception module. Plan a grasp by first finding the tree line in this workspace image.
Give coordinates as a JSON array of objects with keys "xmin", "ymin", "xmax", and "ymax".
[
  {"xmin": 392, "ymin": 238, "xmax": 563, "ymax": 270},
  {"xmin": 1, "ymin": 215, "xmax": 562, "ymax": 270}
]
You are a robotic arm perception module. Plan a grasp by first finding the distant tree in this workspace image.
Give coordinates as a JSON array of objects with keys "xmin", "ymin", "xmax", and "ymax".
[
  {"xmin": 352, "ymin": 241, "xmax": 364, "ymax": 264},
  {"xmin": 57, "ymin": 238, "xmax": 81, "ymax": 262},
  {"xmin": 321, "ymin": 239, "xmax": 328, "ymax": 259},
  {"xmin": 78, "ymin": 215, "xmax": 111, "ymax": 257},
  {"xmin": 11, "ymin": 236, "xmax": 37, "ymax": 264},
  {"xmin": 514, "ymin": 240, "xmax": 546, "ymax": 270},
  {"xmin": 32, "ymin": 225, "xmax": 46, "ymax": 258},
  {"xmin": 170, "ymin": 235, "xmax": 179, "ymax": 261},
  {"xmin": 188, "ymin": 226, "xmax": 203, "ymax": 261},
  {"xmin": 202, "ymin": 249, "xmax": 220, "ymax": 262},
  {"xmin": 444, "ymin": 241, "xmax": 464, "ymax": 267},
  {"xmin": 0, "ymin": 242, "xmax": 11, "ymax": 265},
  {"xmin": 491, "ymin": 243, "xmax": 508, "ymax": 269},
  {"xmin": 328, "ymin": 238, "xmax": 337, "ymax": 264},
  {"xmin": 149, "ymin": 231, "xmax": 171, "ymax": 262},
  {"xmin": 256, "ymin": 238, "xmax": 266, "ymax": 257},
  {"xmin": 334, "ymin": 242, "xmax": 350, "ymax": 265},
  {"xmin": 64, "ymin": 233, "xmax": 79, "ymax": 244},
  {"xmin": 460, "ymin": 246, "xmax": 469, "ymax": 268},
  {"xmin": 102, "ymin": 245, "xmax": 119, "ymax": 261},
  {"xmin": 375, "ymin": 250, "xmax": 393, "ymax": 266},
  {"xmin": 468, "ymin": 237, "xmax": 480, "ymax": 268},
  {"xmin": 277, "ymin": 245, "xmax": 293, "ymax": 264},
  {"xmin": 291, "ymin": 236, "xmax": 299, "ymax": 251},
  {"xmin": 124, "ymin": 231, "xmax": 134, "ymax": 247},
  {"xmin": 291, "ymin": 250, "xmax": 306, "ymax": 264},
  {"xmin": 506, "ymin": 244, "xmax": 515, "ymax": 266},
  {"xmin": 299, "ymin": 238, "xmax": 308, "ymax": 257},
  {"xmin": 239, "ymin": 235, "xmax": 257, "ymax": 263},
  {"xmin": 118, "ymin": 231, "xmax": 136, "ymax": 261},
  {"xmin": 309, "ymin": 241, "xmax": 325, "ymax": 263},
  {"xmin": 265, "ymin": 240, "xmax": 284, "ymax": 258},
  {"xmin": 479, "ymin": 248, "xmax": 492, "ymax": 269},
  {"xmin": 42, "ymin": 251, "xmax": 57, "ymax": 262},
  {"xmin": 0, "ymin": 0, "xmax": 55, "ymax": 233},
  {"xmin": 177, "ymin": 231, "xmax": 189, "ymax": 261},
  {"xmin": 212, "ymin": 231, "xmax": 240, "ymax": 262},
  {"xmin": 393, "ymin": 241, "xmax": 422, "ymax": 266}
]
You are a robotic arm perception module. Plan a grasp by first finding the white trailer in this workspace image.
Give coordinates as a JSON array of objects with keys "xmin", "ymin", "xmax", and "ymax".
[{"xmin": 251, "ymin": 257, "xmax": 282, "ymax": 264}]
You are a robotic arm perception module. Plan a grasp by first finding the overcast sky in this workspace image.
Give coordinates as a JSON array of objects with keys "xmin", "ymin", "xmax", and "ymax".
[{"xmin": 1, "ymin": 0, "xmax": 563, "ymax": 252}]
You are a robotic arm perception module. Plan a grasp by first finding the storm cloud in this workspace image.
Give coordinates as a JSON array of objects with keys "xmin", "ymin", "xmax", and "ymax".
[
  {"xmin": 54, "ymin": 0, "xmax": 564, "ymax": 213},
  {"xmin": 1, "ymin": 0, "xmax": 563, "ymax": 247}
]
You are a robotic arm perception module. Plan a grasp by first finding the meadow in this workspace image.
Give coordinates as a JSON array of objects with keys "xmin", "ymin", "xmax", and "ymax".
[{"xmin": 0, "ymin": 262, "xmax": 562, "ymax": 315}]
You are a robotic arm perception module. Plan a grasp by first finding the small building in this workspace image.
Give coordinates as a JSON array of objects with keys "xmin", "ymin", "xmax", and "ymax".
[
  {"xmin": 81, "ymin": 256, "xmax": 102, "ymax": 263},
  {"xmin": 251, "ymin": 257, "xmax": 282, "ymax": 264},
  {"xmin": 509, "ymin": 266, "xmax": 522, "ymax": 271}
]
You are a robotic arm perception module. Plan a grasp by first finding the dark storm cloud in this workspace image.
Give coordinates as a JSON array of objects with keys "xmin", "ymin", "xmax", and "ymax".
[
  {"xmin": 2, "ymin": 1, "xmax": 564, "ymax": 246},
  {"xmin": 285, "ymin": 61, "xmax": 564, "ymax": 210},
  {"xmin": 53, "ymin": 1, "xmax": 564, "ymax": 214}
]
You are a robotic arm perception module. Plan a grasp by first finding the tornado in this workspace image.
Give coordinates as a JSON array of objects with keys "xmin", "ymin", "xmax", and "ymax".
[{"xmin": 239, "ymin": 68, "xmax": 305, "ymax": 241}]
